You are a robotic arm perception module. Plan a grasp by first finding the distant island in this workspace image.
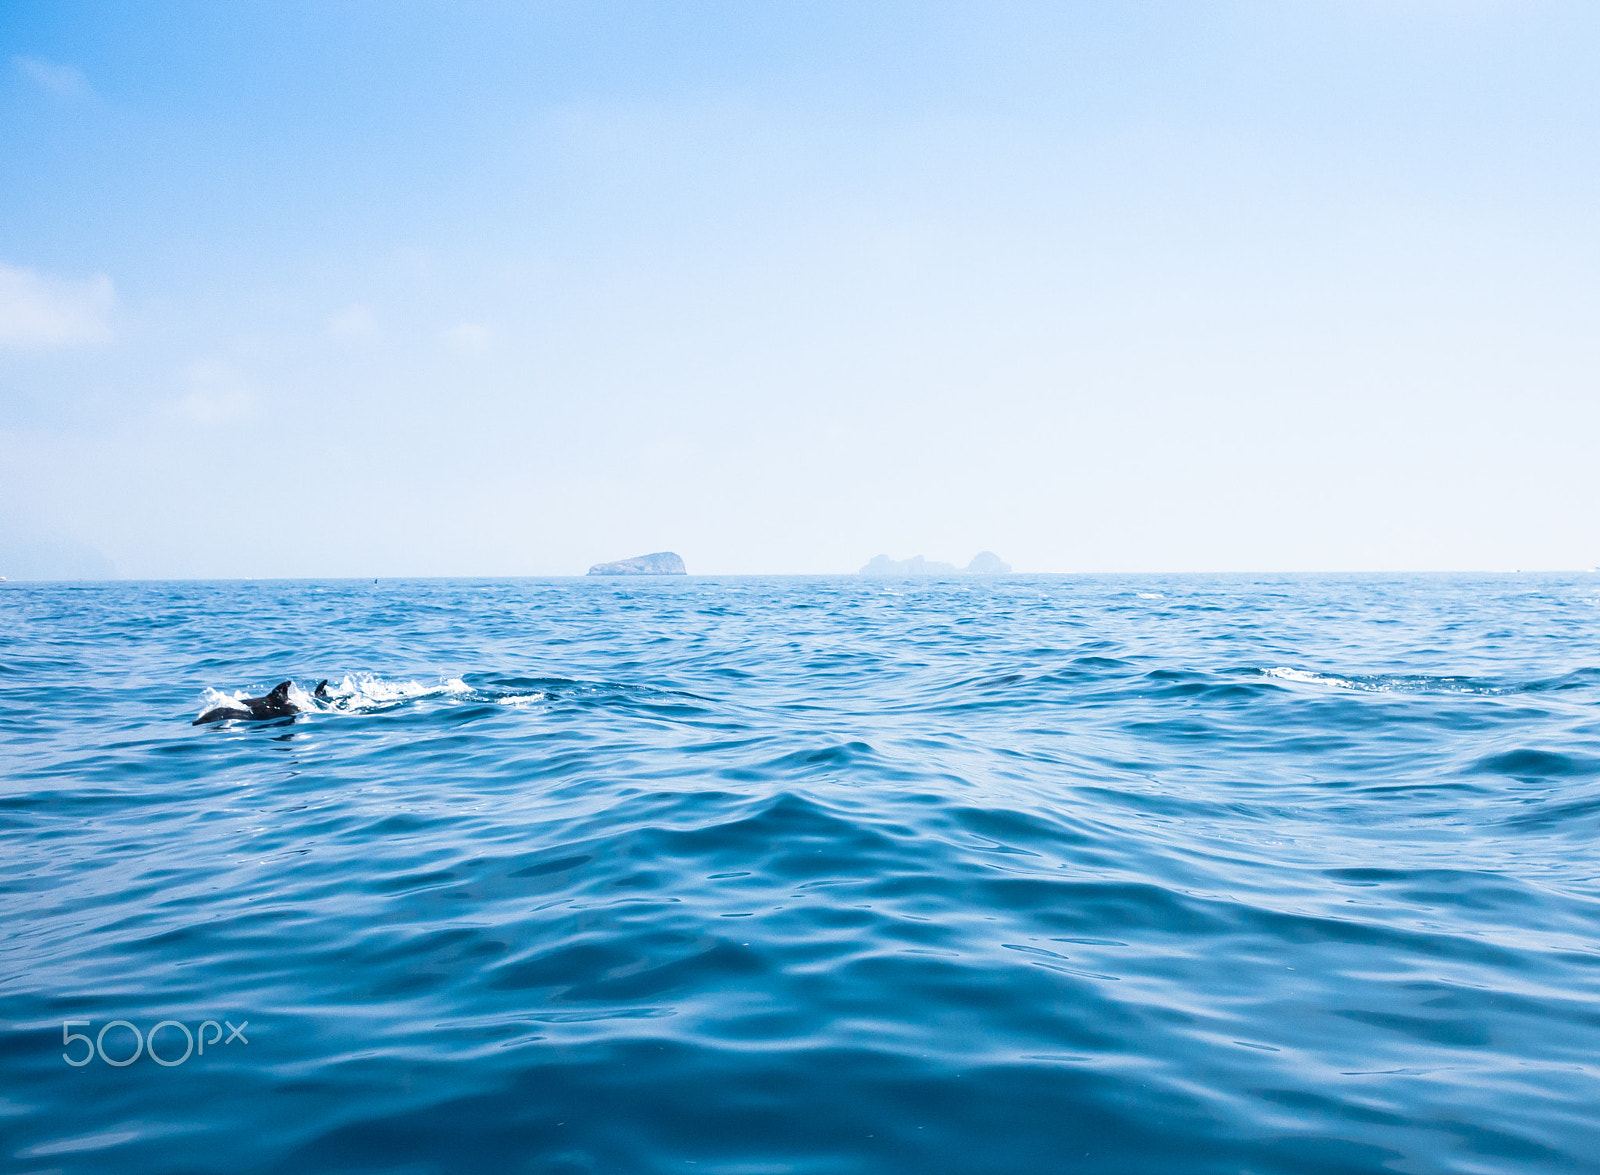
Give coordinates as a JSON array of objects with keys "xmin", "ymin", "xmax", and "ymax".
[
  {"xmin": 587, "ymin": 551, "xmax": 687, "ymax": 575},
  {"xmin": 861, "ymin": 551, "xmax": 1012, "ymax": 576}
]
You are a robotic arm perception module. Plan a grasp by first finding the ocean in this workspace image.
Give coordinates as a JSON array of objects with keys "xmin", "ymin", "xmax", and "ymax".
[{"xmin": 4, "ymin": 574, "xmax": 1600, "ymax": 1174}]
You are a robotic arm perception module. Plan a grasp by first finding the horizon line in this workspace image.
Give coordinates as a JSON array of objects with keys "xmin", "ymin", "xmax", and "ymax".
[{"xmin": 4, "ymin": 568, "xmax": 1598, "ymax": 585}]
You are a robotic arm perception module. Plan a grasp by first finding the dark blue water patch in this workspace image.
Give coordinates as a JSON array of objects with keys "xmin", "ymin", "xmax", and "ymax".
[
  {"xmin": 5, "ymin": 574, "xmax": 1600, "ymax": 1173},
  {"xmin": 1475, "ymin": 748, "xmax": 1600, "ymax": 779}
]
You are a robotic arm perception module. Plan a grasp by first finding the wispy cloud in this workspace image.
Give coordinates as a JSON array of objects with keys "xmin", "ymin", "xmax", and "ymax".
[
  {"xmin": 175, "ymin": 360, "xmax": 253, "ymax": 423},
  {"xmin": 13, "ymin": 55, "xmax": 91, "ymax": 99},
  {"xmin": 327, "ymin": 302, "xmax": 381, "ymax": 342},
  {"xmin": 443, "ymin": 322, "xmax": 491, "ymax": 353},
  {"xmin": 0, "ymin": 262, "xmax": 115, "ymax": 348}
]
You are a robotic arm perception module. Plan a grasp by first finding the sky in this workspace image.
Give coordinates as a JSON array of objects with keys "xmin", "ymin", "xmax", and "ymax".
[{"xmin": 2, "ymin": 0, "xmax": 1598, "ymax": 578}]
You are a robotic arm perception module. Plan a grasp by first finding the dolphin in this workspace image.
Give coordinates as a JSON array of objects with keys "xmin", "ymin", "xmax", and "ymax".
[{"xmin": 193, "ymin": 680, "xmax": 328, "ymax": 725}]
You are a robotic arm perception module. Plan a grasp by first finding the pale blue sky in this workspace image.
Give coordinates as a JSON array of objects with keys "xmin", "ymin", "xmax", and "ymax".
[{"xmin": 3, "ymin": 1, "xmax": 1597, "ymax": 577}]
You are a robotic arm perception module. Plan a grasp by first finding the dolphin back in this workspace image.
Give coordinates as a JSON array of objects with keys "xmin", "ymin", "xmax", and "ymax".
[
  {"xmin": 193, "ymin": 704, "xmax": 250, "ymax": 725},
  {"xmin": 194, "ymin": 680, "xmax": 299, "ymax": 725}
]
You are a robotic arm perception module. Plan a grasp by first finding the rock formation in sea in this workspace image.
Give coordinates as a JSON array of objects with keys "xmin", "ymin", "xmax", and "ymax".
[
  {"xmin": 587, "ymin": 551, "xmax": 688, "ymax": 575},
  {"xmin": 860, "ymin": 552, "xmax": 1011, "ymax": 576},
  {"xmin": 966, "ymin": 551, "xmax": 1011, "ymax": 574}
]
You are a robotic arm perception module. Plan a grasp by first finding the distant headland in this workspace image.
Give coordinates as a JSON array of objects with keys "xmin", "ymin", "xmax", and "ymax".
[
  {"xmin": 861, "ymin": 551, "xmax": 1012, "ymax": 576},
  {"xmin": 587, "ymin": 551, "xmax": 688, "ymax": 575}
]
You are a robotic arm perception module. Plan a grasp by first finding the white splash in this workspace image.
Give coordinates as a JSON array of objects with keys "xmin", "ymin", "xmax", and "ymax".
[
  {"xmin": 196, "ymin": 686, "xmax": 252, "ymax": 717},
  {"xmin": 195, "ymin": 674, "xmax": 553, "ymax": 722},
  {"xmin": 1258, "ymin": 667, "xmax": 1475, "ymax": 694},
  {"xmin": 312, "ymin": 673, "xmax": 471, "ymax": 711},
  {"xmin": 1261, "ymin": 667, "xmax": 1360, "ymax": 689}
]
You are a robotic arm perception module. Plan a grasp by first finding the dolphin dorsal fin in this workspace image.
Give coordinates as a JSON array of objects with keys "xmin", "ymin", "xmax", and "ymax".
[{"xmin": 267, "ymin": 681, "xmax": 293, "ymax": 703}]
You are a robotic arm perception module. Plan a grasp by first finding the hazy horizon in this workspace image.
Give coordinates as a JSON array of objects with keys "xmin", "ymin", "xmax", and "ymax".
[
  {"xmin": 5, "ymin": 2, "xmax": 1599, "ymax": 579},
  {"xmin": 5, "ymin": 561, "xmax": 1600, "ymax": 583}
]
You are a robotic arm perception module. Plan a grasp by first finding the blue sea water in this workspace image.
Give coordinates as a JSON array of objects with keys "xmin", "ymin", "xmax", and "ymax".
[{"xmin": 4, "ymin": 574, "xmax": 1600, "ymax": 1174}]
